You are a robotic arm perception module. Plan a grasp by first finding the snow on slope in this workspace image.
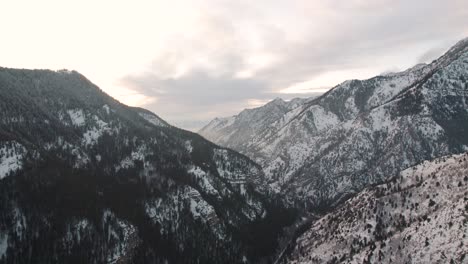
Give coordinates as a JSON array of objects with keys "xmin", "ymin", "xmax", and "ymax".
[
  {"xmin": 67, "ymin": 109, "xmax": 86, "ymax": 126},
  {"xmin": 82, "ymin": 115, "xmax": 112, "ymax": 146},
  {"xmin": 0, "ymin": 233, "xmax": 7, "ymax": 258},
  {"xmin": 133, "ymin": 107, "xmax": 169, "ymax": 127},
  {"xmin": 145, "ymin": 185, "xmax": 227, "ymax": 240},
  {"xmin": 59, "ymin": 210, "xmax": 139, "ymax": 264},
  {"xmin": 199, "ymin": 97, "xmax": 313, "ymax": 160},
  {"xmin": 0, "ymin": 141, "xmax": 25, "ymax": 179},
  {"xmin": 0, "ymin": 66, "xmax": 288, "ymax": 263},
  {"xmin": 200, "ymin": 38, "xmax": 468, "ymax": 207},
  {"xmin": 104, "ymin": 211, "xmax": 139, "ymax": 264},
  {"xmin": 138, "ymin": 112, "xmax": 168, "ymax": 127},
  {"xmin": 287, "ymin": 152, "xmax": 468, "ymax": 264}
]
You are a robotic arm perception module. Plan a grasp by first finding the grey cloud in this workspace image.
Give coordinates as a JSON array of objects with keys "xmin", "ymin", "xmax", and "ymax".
[
  {"xmin": 257, "ymin": 0, "xmax": 468, "ymax": 87},
  {"xmin": 418, "ymin": 46, "xmax": 449, "ymax": 63},
  {"xmin": 122, "ymin": 70, "xmax": 268, "ymax": 106},
  {"xmin": 121, "ymin": 0, "xmax": 468, "ymax": 130}
]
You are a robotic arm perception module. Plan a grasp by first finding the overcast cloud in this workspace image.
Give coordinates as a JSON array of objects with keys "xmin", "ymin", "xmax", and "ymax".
[
  {"xmin": 1, "ymin": 0, "xmax": 467, "ymax": 130},
  {"xmin": 119, "ymin": 0, "xmax": 468, "ymax": 130}
]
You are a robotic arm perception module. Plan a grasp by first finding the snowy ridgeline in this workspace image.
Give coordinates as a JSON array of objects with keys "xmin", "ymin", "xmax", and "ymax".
[{"xmin": 287, "ymin": 153, "xmax": 468, "ymax": 264}]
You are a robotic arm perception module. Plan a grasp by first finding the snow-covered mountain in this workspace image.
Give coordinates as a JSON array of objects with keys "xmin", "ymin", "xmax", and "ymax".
[
  {"xmin": 0, "ymin": 68, "xmax": 294, "ymax": 263},
  {"xmin": 284, "ymin": 152, "xmax": 468, "ymax": 264},
  {"xmin": 200, "ymin": 37, "xmax": 468, "ymax": 208},
  {"xmin": 200, "ymin": 97, "xmax": 312, "ymax": 157}
]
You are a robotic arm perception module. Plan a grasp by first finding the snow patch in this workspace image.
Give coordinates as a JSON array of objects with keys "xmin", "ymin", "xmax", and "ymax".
[
  {"xmin": 0, "ymin": 233, "xmax": 7, "ymax": 258},
  {"xmin": 308, "ymin": 106, "xmax": 340, "ymax": 131},
  {"xmin": 67, "ymin": 109, "xmax": 86, "ymax": 126},
  {"xmin": 0, "ymin": 142, "xmax": 25, "ymax": 179},
  {"xmin": 188, "ymin": 166, "xmax": 219, "ymax": 196},
  {"xmin": 145, "ymin": 186, "xmax": 227, "ymax": 240},
  {"xmin": 102, "ymin": 210, "xmax": 138, "ymax": 264},
  {"xmin": 139, "ymin": 112, "xmax": 167, "ymax": 127},
  {"xmin": 185, "ymin": 140, "xmax": 193, "ymax": 153},
  {"xmin": 82, "ymin": 116, "xmax": 111, "ymax": 146},
  {"xmin": 187, "ymin": 187, "xmax": 217, "ymax": 221},
  {"xmin": 103, "ymin": 104, "xmax": 110, "ymax": 115}
]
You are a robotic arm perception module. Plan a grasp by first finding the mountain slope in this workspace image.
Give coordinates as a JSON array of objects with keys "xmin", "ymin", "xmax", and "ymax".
[
  {"xmin": 285, "ymin": 152, "xmax": 468, "ymax": 264},
  {"xmin": 199, "ymin": 97, "xmax": 312, "ymax": 161},
  {"xmin": 0, "ymin": 68, "xmax": 295, "ymax": 263},
  {"xmin": 200, "ymin": 38, "xmax": 468, "ymax": 208}
]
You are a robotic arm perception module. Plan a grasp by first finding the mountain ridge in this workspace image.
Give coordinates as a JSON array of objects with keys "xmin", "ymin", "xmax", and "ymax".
[
  {"xmin": 199, "ymin": 37, "xmax": 468, "ymax": 209},
  {"xmin": 0, "ymin": 67, "xmax": 294, "ymax": 263}
]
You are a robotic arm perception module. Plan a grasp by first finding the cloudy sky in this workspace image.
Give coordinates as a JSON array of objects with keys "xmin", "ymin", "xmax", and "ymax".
[{"xmin": 1, "ymin": 0, "xmax": 468, "ymax": 130}]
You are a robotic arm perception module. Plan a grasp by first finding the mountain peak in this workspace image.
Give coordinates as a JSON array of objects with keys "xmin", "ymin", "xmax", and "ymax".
[{"xmin": 271, "ymin": 97, "xmax": 284, "ymax": 103}]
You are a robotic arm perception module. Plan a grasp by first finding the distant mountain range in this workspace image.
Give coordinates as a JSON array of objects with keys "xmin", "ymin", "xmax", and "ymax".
[{"xmin": 200, "ymin": 37, "xmax": 468, "ymax": 210}]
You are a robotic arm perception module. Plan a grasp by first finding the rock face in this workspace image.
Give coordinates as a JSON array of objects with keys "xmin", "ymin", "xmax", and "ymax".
[
  {"xmin": 200, "ymin": 38, "xmax": 468, "ymax": 208},
  {"xmin": 0, "ymin": 68, "xmax": 294, "ymax": 264},
  {"xmin": 286, "ymin": 152, "xmax": 468, "ymax": 264}
]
